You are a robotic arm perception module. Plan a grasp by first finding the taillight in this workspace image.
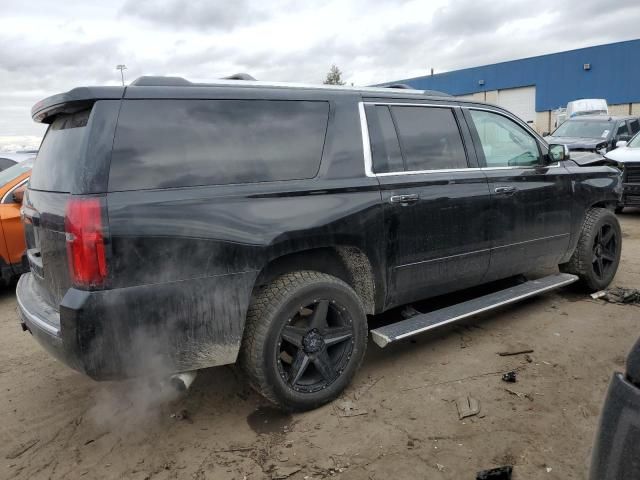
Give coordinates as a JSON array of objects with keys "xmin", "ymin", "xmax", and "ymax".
[{"xmin": 65, "ymin": 198, "xmax": 107, "ymax": 288}]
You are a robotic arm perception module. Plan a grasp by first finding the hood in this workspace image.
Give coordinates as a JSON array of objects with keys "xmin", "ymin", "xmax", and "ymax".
[
  {"xmin": 569, "ymin": 151, "xmax": 618, "ymax": 167},
  {"xmin": 544, "ymin": 136, "xmax": 606, "ymax": 150},
  {"xmin": 604, "ymin": 146, "xmax": 640, "ymax": 163}
]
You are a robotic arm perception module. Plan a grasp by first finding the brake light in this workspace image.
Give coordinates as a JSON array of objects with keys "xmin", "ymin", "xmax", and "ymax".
[{"xmin": 65, "ymin": 198, "xmax": 107, "ymax": 288}]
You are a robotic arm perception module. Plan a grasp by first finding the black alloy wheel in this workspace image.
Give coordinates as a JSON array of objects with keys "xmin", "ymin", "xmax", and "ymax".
[
  {"xmin": 592, "ymin": 223, "xmax": 618, "ymax": 281},
  {"xmin": 277, "ymin": 299, "xmax": 355, "ymax": 393}
]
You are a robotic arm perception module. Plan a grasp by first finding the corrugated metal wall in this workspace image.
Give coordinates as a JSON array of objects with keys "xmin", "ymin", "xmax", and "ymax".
[{"xmin": 384, "ymin": 39, "xmax": 640, "ymax": 112}]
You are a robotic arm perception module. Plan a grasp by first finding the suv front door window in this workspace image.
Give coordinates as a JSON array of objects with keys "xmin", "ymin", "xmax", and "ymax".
[{"xmin": 468, "ymin": 109, "xmax": 541, "ymax": 167}]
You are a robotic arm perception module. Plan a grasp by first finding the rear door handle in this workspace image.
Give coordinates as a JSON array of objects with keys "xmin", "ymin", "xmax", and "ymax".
[
  {"xmin": 390, "ymin": 194, "xmax": 419, "ymax": 205},
  {"xmin": 494, "ymin": 186, "xmax": 517, "ymax": 195}
]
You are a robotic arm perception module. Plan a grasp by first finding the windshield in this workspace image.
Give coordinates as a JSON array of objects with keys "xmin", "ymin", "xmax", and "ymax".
[
  {"xmin": 552, "ymin": 120, "xmax": 614, "ymax": 139},
  {"xmin": 628, "ymin": 132, "xmax": 640, "ymax": 148},
  {"xmin": 0, "ymin": 158, "xmax": 33, "ymax": 187}
]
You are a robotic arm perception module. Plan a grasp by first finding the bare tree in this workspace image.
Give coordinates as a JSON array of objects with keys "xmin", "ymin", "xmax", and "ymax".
[{"xmin": 323, "ymin": 65, "xmax": 346, "ymax": 85}]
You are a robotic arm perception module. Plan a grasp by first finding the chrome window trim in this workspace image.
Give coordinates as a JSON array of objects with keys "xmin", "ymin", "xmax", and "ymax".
[
  {"xmin": 1, "ymin": 178, "xmax": 29, "ymax": 204},
  {"xmin": 358, "ymin": 101, "xmax": 560, "ymax": 177}
]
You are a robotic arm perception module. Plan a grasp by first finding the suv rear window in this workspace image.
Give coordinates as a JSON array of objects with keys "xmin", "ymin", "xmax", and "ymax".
[
  {"xmin": 29, "ymin": 109, "xmax": 91, "ymax": 192},
  {"xmin": 109, "ymin": 100, "xmax": 329, "ymax": 191},
  {"xmin": 390, "ymin": 106, "xmax": 468, "ymax": 171}
]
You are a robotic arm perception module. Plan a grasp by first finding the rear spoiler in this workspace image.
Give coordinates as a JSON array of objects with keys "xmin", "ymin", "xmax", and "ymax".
[{"xmin": 31, "ymin": 86, "xmax": 125, "ymax": 124}]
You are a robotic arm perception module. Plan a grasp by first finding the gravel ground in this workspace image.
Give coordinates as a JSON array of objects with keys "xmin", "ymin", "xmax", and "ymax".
[{"xmin": 1, "ymin": 212, "xmax": 639, "ymax": 480}]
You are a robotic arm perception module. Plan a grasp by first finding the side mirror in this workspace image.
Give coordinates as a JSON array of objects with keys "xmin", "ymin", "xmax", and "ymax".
[
  {"xmin": 12, "ymin": 186, "xmax": 25, "ymax": 204},
  {"xmin": 542, "ymin": 131, "xmax": 550, "ymax": 137},
  {"xmin": 548, "ymin": 144, "xmax": 570, "ymax": 162},
  {"xmin": 616, "ymin": 140, "xmax": 628, "ymax": 148}
]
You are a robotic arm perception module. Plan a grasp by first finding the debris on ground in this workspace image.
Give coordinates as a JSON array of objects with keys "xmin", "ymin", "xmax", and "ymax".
[
  {"xmin": 591, "ymin": 287, "xmax": 640, "ymax": 304},
  {"xmin": 308, "ymin": 459, "xmax": 348, "ymax": 477},
  {"xmin": 501, "ymin": 371, "xmax": 517, "ymax": 383},
  {"xmin": 436, "ymin": 463, "xmax": 445, "ymax": 472},
  {"xmin": 5, "ymin": 438, "xmax": 39, "ymax": 459},
  {"xmin": 336, "ymin": 400, "xmax": 368, "ymax": 417},
  {"xmin": 524, "ymin": 354, "xmax": 533, "ymax": 363},
  {"xmin": 505, "ymin": 388, "xmax": 533, "ymax": 401},
  {"xmin": 456, "ymin": 395, "xmax": 481, "ymax": 419},
  {"xmin": 353, "ymin": 376, "xmax": 383, "ymax": 400},
  {"xmin": 497, "ymin": 348, "xmax": 534, "ymax": 356},
  {"xmin": 270, "ymin": 465, "xmax": 302, "ymax": 479},
  {"xmin": 170, "ymin": 409, "xmax": 192, "ymax": 423},
  {"xmin": 476, "ymin": 465, "xmax": 513, "ymax": 479}
]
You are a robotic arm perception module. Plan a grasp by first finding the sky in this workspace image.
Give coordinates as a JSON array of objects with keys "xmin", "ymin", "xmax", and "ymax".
[{"xmin": 1, "ymin": 0, "xmax": 639, "ymax": 151}]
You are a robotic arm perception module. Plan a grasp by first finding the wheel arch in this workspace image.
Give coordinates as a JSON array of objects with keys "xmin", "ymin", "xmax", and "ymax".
[{"xmin": 253, "ymin": 246, "xmax": 380, "ymax": 315}]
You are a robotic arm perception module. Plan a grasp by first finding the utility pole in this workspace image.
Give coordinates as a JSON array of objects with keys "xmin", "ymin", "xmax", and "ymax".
[{"xmin": 116, "ymin": 64, "xmax": 127, "ymax": 86}]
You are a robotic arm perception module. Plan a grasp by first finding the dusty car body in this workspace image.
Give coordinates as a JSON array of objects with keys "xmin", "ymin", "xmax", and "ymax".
[{"xmin": 17, "ymin": 77, "xmax": 622, "ymax": 410}]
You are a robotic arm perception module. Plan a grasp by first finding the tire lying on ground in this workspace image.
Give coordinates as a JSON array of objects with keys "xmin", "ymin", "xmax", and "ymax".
[
  {"xmin": 560, "ymin": 207, "xmax": 622, "ymax": 292},
  {"xmin": 240, "ymin": 271, "xmax": 368, "ymax": 411}
]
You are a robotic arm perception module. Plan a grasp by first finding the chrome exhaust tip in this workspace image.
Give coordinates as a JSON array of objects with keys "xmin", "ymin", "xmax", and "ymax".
[{"xmin": 169, "ymin": 371, "xmax": 198, "ymax": 392}]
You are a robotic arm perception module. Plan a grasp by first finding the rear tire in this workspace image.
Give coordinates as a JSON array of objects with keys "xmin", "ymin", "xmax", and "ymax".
[
  {"xmin": 560, "ymin": 208, "xmax": 622, "ymax": 292},
  {"xmin": 240, "ymin": 271, "xmax": 367, "ymax": 411}
]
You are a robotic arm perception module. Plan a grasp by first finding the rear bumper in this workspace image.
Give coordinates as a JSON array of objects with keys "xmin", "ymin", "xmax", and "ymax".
[
  {"xmin": 590, "ymin": 373, "xmax": 640, "ymax": 479},
  {"xmin": 17, "ymin": 270, "xmax": 257, "ymax": 380}
]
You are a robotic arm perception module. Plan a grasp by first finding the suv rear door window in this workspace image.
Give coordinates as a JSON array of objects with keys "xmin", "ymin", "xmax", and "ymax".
[
  {"xmin": 30, "ymin": 109, "xmax": 91, "ymax": 192},
  {"xmin": 366, "ymin": 105, "xmax": 404, "ymax": 173},
  {"xmin": 109, "ymin": 100, "xmax": 329, "ymax": 191},
  {"xmin": 468, "ymin": 109, "xmax": 541, "ymax": 167},
  {"xmin": 629, "ymin": 119, "xmax": 640, "ymax": 135},
  {"xmin": 390, "ymin": 106, "xmax": 467, "ymax": 171}
]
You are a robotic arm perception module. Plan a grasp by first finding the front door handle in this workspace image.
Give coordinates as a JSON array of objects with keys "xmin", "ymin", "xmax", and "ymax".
[
  {"xmin": 390, "ymin": 194, "xmax": 419, "ymax": 205},
  {"xmin": 494, "ymin": 186, "xmax": 517, "ymax": 196}
]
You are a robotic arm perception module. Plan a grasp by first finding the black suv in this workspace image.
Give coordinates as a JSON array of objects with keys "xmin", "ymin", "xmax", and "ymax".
[
  {"xmin": 545, "ymin": 115, "xmax": 640, "ymax": 153},
  {"xmin": 17, "ymin": 76, "xmax": 623, "ymax": 410}
]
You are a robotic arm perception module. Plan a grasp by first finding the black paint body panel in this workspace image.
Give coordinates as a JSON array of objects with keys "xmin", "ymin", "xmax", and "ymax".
[{"xmin": 19, "ymin": 81, "xmax": 622, "ymax": 379}]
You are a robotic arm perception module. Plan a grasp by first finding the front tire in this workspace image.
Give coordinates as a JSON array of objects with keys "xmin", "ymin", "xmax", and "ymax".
[
  {"xmin": 560, "ymin": 208, "xmax": 622, "ymax": 292},
  {"xmin": 240, "ymin": 271, "xmax": 368, "ymax": 411}
]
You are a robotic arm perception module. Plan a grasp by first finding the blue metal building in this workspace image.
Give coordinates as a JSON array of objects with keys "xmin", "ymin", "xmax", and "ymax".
[{"xmin": 383, "ymin": 39, "xmax": 640, "ymax": 132}]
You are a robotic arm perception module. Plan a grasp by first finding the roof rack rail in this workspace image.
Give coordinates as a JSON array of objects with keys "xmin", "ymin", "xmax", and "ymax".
[
  {"xmin": 222, "ymin": 73, "xmax": 256, "ymax": 81},
  {"xmin": 384, "ymin": 84, "xmax": 413, "ymax": 89},
  {"xmin": 424, "ymin": 89, "xmax": 452, "ymax": 97},
  {"xmin": 130, "ymin": 76, "xmax": 192, "ymax": 87}
]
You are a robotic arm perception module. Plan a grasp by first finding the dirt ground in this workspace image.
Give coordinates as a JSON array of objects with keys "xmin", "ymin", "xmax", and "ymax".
[{"xmin": 2, "ymin": 213, "xmax": 639, "ymax": 480}]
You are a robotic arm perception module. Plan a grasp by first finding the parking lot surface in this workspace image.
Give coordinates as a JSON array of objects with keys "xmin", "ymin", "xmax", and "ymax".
[{"xmin": 1, "ymin": 213, "xmax": 639, "ymax": 480}]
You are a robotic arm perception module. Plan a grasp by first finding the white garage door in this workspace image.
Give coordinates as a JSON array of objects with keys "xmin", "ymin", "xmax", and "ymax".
[{"xmin": 497, "ymin": 86, "xmax": 536, "ymax": 125}]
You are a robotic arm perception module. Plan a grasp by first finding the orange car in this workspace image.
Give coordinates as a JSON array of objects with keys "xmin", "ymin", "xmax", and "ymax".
[{"xmin": 0, "ymin": 159, "xmax": 32, "ymax": 285}]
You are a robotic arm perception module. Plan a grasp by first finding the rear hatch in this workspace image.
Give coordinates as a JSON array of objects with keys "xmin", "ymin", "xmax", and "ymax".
[
  {"xmin": 24, "ymin": 93, "xmax": 121, "ymax": 309},
  {"xmin": 24, "ymin": 109, "xmax": 92, "ymax": 308}
]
